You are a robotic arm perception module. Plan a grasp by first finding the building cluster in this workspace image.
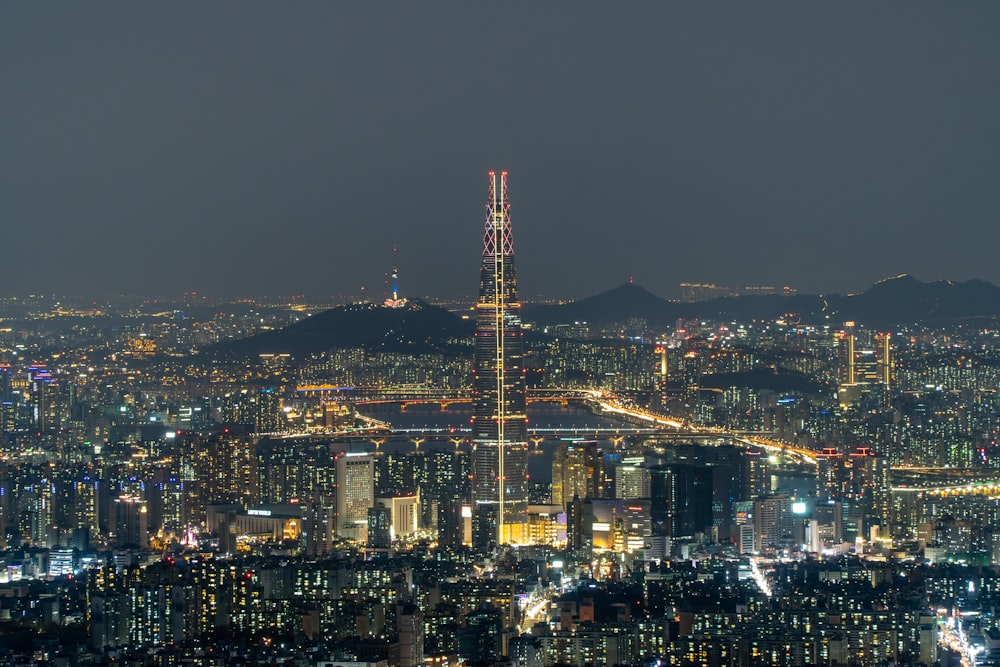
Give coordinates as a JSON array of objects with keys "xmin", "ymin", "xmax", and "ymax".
[
  {"xmin": 678, "ymin": 283, "xmax": 798, "ymax": 303},
  {"xmin": 6, "ymin": 172, "xmax": 1000, "ymax": 664},
  {"xmin": 29, "ymin": 545, "xmax": 996, "ymax": 667},
  {"xmin": 8, "ymin": 291, "xmax": 1000, "ymax": 664}
]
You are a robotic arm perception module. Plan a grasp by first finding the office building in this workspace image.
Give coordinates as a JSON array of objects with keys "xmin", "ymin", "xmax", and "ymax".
[
  {"xmin": 471, "ymin": 171, "xmax": 529, "ymax": 546},
  {"xmin": 552, "ymin": 440, "xmax": 601, "ymax": 508},
  {"xmin": 336, "ymin": 452, "xmax": 374, "ymax": 542}
]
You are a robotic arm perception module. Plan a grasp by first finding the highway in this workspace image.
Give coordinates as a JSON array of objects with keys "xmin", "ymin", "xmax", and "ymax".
[
  {"xmin": 589, "ymin": 391, "xmax": 820, "ymax": 466},
  {"xmin": 938, "ymin": 612, "xmax": 983, "ymax": 667}
]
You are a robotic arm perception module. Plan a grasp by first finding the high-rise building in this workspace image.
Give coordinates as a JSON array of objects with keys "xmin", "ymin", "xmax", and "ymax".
[
  {"xmin": 837, "ymin": 323, "xmax": 892, "ymax": 408},
  {"xmin": 752, "ymin": 495, "xmax": 789, "ymax": 552},
  {"xmin": 113, "ymin": 496, "xmax": 148, "ymax": 548},
  {"xmin": 846, "ymin": 446, "xmax": 891, "ymax": 534},
  {"xmin": 374, "ymin": 493, "xmax": 420, "ymax": 540},
  {"xmin": 649, "ymin": 464, "xmax": 713, "ymax": 543},
  {"xmin": 551, "ymin": 440, "xmax": 601, "ymax": 508},
  {"xmin": 367, "ymin": 506, "xmax": 391, "ymax": 550},
  {"xmin": 471, "ymin": 171, "xmax": 529, "ymax": 546},
  {"xmin": 877, "ymin": 331, "xmax": 892, "ymax": 389},
  {"xmin": 256, "ymin": 438, "xmax": 336, "ymax": 555},
  {"xmin": 615, "ymin": 457, "xmax": 651, "ymax": 501},
  {"xmin": 395, "ymin": 601, "xmax": 425, "ymax": 667},
  {"xmin": 336, "ymin": 452, "xmax": 374, "ymax": 542},
  {"xmin": 181, "ymin": 427, "xmax": 257, "ymax": 527},
  {"xmin": 458, "ymin": 606, "xmax": 504, "ymax": 663}
]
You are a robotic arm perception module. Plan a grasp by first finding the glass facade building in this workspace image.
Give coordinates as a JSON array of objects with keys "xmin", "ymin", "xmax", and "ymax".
[{"xmin": 471, "ymin": 171, "xmax": 529, "ymax": 545}]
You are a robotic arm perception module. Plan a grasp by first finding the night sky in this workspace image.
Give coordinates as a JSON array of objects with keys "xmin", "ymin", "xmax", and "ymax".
[{"xmin": 3, "ymin": 4, "xmax": 999, "ymax": 301}]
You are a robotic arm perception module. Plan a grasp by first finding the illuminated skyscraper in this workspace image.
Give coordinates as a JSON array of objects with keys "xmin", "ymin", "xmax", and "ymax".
[
  {"xmin": 837, "ymin": 323, "xmax": 893, "ymax": 408},
  {"xmin": 471, "ymin": 171, "xmax": 528, "ymax": 545},
  {"xmin": 877, "ymin": 332, "xmax": 892, "ymax": 389},
  {"xmin": 336, "ymin": 452, "xmax": 374, "ymax": 542},
  {"xmin": 552, "ymin": 440, "xmax": 601, "ymax": 508}
]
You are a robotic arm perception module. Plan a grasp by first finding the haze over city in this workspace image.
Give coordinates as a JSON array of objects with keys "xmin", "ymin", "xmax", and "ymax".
[
  {"xmin": 7, "ymin": 6, "xmax": 1000, "ymax": 665},
  {"xmin": 4, "ymin": 4, "xmax": 1000, "ymax": 300}
]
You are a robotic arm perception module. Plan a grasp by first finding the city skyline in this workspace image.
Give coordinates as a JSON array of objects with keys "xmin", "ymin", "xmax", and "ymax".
[
  {"xmin": 2, "ymin": 173, "xmax": 1000, "ymax": 663},
  {"xmin": 5, "ymin": 5, "xmax": 1000, "ymax": 665},
  {"xmin": 4, "ymin": 5, "xmax": 1000, "ymax": 299}
]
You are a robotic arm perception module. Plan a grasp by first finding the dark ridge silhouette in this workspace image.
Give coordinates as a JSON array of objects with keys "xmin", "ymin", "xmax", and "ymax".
[
  {"xmin": 522, "ymin": 282, "xmax": 675, "ymax": 324},
  {"xmin": 204, "ymin": 299, "xmax": 473, "ymax": 359},
  {"xmin": 523, "ymin": 275, "xmax": 1000, "ymax": 328},
  {"xmin": 203, "ymin": 275, "xmax": 1000, "ymax": 361},
  {"xmin": 832, "ymin": 275, "xmax": 1000, "ymax": 326}
]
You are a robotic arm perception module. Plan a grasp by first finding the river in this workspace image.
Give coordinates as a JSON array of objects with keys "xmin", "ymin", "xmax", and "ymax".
[{"xmin": 354, "ymin": 402, "xmax": 633, "ymax": 482}]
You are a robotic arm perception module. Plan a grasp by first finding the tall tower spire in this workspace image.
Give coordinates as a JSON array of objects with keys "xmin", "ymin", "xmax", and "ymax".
[
  {"xmin": 391, "ymin": 243, "xmax": 399, "ymax": 302},
  {"xmin": 471, "ymin": 171, "xmax": 528, "ymax": 547},
  {"xmin": 384, "ymin": 243, "xmax": 406, "ymax": 308}
]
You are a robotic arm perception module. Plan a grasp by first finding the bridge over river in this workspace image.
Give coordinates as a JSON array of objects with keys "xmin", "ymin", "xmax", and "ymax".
[{"xmin": 283, "ymin": 386, "xmax": 1000, "ymax": 492}]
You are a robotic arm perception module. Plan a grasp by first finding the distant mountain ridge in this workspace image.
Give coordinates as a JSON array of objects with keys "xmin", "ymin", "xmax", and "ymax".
[
  {"xmin": 204, "ymin": 299, "xmax": 473, "ymax": 359},
  {"xmin": 206, "ymin": 275, "xmax": 1000, "ymax": 360},
  {"xmin": 524, "ymin": 283, "xmax": 670, "ymax": 325},
  {"xmin": 523, "ymin": 275, "xmax": 1000, "ymax": 328}
]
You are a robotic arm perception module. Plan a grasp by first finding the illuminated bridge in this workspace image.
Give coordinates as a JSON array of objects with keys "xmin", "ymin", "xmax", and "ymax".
[
  {"xmin": 384, "ymin": 426, "xmax": 660, "ymax": 437},
  {"xmin": 891, "ymin": 466, "xmax": 1000, "ymax": 495},
  {"xmin": 272, "ymin": 425, "xmax": 658, "ymax": 444},
  {"xmin": 291, "ymin": 387, "xmax": 1000, "ymax": 493},
  {"xmin": 285, "ymin": 387, "xmax": 821, "ymax": 467},
  {"xmin": 291, "ymin": 386, "xmax": 822, "ymax": 465},
  {"xmin": 296, "ymin": 385, "xmax": 595, "ymax": 406}
]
